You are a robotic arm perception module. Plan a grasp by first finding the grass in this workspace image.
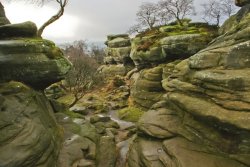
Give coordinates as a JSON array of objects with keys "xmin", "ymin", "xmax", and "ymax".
[{"xmin": 118, "ymin": 107, "xmax": 144, "ymax": 122}]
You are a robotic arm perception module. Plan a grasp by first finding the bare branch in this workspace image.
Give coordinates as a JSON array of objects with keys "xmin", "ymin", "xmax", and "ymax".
[{"xmin": 158, "ymin": 0, "xmax": 195, "ymax": 26}]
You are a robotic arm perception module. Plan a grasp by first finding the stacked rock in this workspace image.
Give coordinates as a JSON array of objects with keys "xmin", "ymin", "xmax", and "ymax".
[
  {"xmin": 0, "ymin": 5, "xmax": 72, "ymax": 167},
  {"xmin": 130, "ymin": 24, "xmax": 217, "ymax": 69},
  {"xmin": 99, "ymin": 34, "xmax": 133, "ymax": 77},
  {"xmin": 127, "ymin": 1, "xmax": 250, "ymax": 167}
]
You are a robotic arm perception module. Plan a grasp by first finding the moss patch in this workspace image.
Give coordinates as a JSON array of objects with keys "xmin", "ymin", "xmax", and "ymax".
[
  {"xmin": 118, "ymin": 107, "xmax": 144, "ymax": 122},
  {"xmin": 62, "ymin": 110, "xmax": 84, "ymax": 119},
  {"xmin": 57, "ymin": 93, "xmax": 76, "ymax": 107},
  {"xmin": 133, "ymin": 20, "xmax": 218, "ymax": 52}
]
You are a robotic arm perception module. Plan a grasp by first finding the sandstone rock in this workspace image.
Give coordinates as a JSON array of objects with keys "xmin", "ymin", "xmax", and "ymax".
[
  {"xmin": 104, "ymin": 56, "xmax": 115, "ymax": 64},
  {"xmin": 107, "ymin": 34, "xmax": 129, "ymax": 41},
  {"xmin": 129, "ymin": 24, "xmax": 217, "ymax": 68},
  {"xmin": 130, "ymin": 45, "xmax": 165, "ymax": 68},
  {"xmin": 45, "ymin": 82, "xmax": 66, "ymax": 99},
  {"xmin": 56, "ymin": 113, "xmax": 99, "ymax": 167},
  {"xmin": 130, "ymin": 66, "xmax": 164, "ymax": 109},
  {"xmin": 160, "ymin": 34, "xmax": 210, "ymax": 60},
  {"xmin": 127, "ymin": 3, "xmax": 250, "ymax": 167},
  {"xmin": 105, "ymin": 46, "xmax": 131, "ymax": 63},
  {"xmin": 97, "ymin": 136, "xmax": 116, "ymax": 167},
  {"xmin": 0, "ymin": 21, "xmax": 37, "ymax": 39},
  {"xmin": 0, "ymin": 38, "xmax": 72, "ymax": 89},
  {"xmin": 0, "ymin": 82, "xmax": 62, "ymax": 167},
  {"xmin": 98, "ymin": 64, "xmax": 128, "ymax": 77},
  {"xmin": 107, "ymin": 37, "xmax": 131, "ymax": 48},
  {"xmin": 127, "ymin": 137, "xmax": 167, "ymax": 167},
  {"xmin": 104, "ymin": 34, "xmax": 133, "ymax": 66}
]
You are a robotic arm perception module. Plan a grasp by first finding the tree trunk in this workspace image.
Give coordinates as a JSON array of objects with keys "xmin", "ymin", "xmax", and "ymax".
[
  {"xmin": 37, "ymin": 0, "xmax": 67, "ymax": 37},
  {"xmin": 177, "ymin": 17, "xmax": 183, "ymax": 26}
]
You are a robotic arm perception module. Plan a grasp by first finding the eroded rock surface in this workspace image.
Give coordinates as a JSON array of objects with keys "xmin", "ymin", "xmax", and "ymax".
[
  {"xmin": 100, "ymin": 34, "xmax": 133, "ymax": 77},
  {"xmin": 127, "ymin": 2, "xmax": 250, "ymax": 167},
  {"xmin": 0, "ymin": 82, "xmax": 62, "ymax": 167},
  {"xmin": 130, "ymin": 66, "xmax": 164, "ymax": 109},
  {"xmin": 130, "ymin": 24, "xmax": 217, "ymax": 68},
  {"xmin": 0, "ymin": 38, "xmax": 72, "ymax": 89}
]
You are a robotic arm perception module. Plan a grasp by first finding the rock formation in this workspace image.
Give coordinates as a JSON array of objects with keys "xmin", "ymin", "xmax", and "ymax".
[
  {"xmin": 129, "ymin": 22, "xmax": 217, "ymax": 69},
  {"xmin": 0, "ymin": 6, "xmax": 72, "ymax": 167},
  {"xmin": 129, "ymin": 22, "xmax": 217, "ymax": 110},
  {"xmin": 99, "ymin": 34, "xmax": 134, "ymax": 77},
  {"xmin": 0, "ymin": 82, "xmax": 63, "ymax": 167},
  {"xmin": 127, "ymin": 1, "xmax": 250, "ymax": 167}
]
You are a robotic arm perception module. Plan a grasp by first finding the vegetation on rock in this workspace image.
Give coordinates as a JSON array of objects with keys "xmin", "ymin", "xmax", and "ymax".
[{"xmin": 118, "ymin": 107, "xmax": 144, "ymax": 122}]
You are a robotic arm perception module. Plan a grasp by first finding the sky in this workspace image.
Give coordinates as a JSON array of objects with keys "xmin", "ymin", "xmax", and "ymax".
[{"xmin": 2, "ymin": 0, "xmax": 212, "ymax": 43}]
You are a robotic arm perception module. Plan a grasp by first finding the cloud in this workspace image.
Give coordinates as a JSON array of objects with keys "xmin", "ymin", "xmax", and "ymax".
[{"xmin": 2, "ymin": 0, "xmax": 233, "ymax": 43}]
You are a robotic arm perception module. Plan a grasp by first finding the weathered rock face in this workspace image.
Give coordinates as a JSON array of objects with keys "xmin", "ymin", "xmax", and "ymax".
[
  {"xmin": 127, "ymin": 3, "xmax": 250, "ymax": 167},
  {"xmin": 0, "ymin": 5, "xmax": 72, "ymax": 167},
  {"xmin": 160, "ymin": 34, "xmax": 210, "ymax": 60},
  {"xmin": 0, "ymin": 38, "xmax": 72, "ymax": 89},
  {"xmin": 98, "ymin": 64, "xmax": 128, "ymax": 77},
  {"xmin": 104, "ymin": 34, "xmax": 132, "ymax": 65},
  {"xmin": 0, "ymin": 82, "xmax": 62, "ymax": 167},
  {"xmin": 56, "ymin": 113, "xmax": 99, "ymax": 167},
  {"xmin": 130, "ymin": 24, "xmax": 217, "ymax": 69},
  {"xmin": 130, "ymin": 66, "xmax": 164, "ymax": 109},
  {"xmin": 0, "ymin": 21, "xmax": 37, "ymax": 39},
  {"xmin": 101, "ymin": 34, "xmax": 134, "ymax": 77}
]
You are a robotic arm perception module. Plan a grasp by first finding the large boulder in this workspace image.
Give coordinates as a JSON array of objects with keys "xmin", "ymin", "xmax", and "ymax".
[
  {"xmin": 127, "ymin": 3, "xmax": 250, "ymax": 167},
  {"xmin": 56, "ymin": 113, "xmax": 99, "ymax": 167},
  {"xmin": 130, "ymin": 66, "xmax": 164, "ymax": 109},
  {"xmin": 104, "ymin": 34, "xmax": 133, "ymax": 66},
  {"xmin": 96, "ymin": 136, "xmax": 116, "ymax": 167},
  {"xmin": 105, "ymin": 46, "xmax": 131, "ymax": 64},
  {"xmin": 0, "ymin": 38, "xmax": 72, "ymax": 89},
  {"xmin": 0, "ymin": 82, "xmax": 62, "ymax": 167},
  {"xmin": 98, "ymin": 64, "xmax": 129, "ymax": 77},
  {"xmin": 129, "ymin": 24, "xmax": 217, "ymax": 68},
  {"xmin": 0, "ymin": 21, "xmax": 38, "ymax": 39},
  {"xmin": 160, "ymin": 34, "xmax": 210, "ymax": 60}
]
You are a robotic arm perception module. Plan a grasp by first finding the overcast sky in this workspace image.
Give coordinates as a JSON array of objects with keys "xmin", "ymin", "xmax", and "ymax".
[{"xmin": 2, "ymin": 0, "xmax": 213, "ymax": 43}]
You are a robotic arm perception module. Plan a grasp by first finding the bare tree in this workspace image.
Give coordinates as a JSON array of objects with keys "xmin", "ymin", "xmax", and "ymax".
[
  {"xmin": 202, "ymin": 0, "xmax": 222, "ymax": 26},
  {"xmin": 64, "ymin": 40, "xmax": 103, "ymax": 107},
  {"xmin": 38, "ymin": 0, "xmax": 68, "ymax": 36},
  {"xmin": 158, "ymin": 0, "xmax": 195, "ymax": 26},
  {"xmin": 7, "ymin": 0, "xmax": 68, "ymax": 37},
  {"xmin": 221, "ymin": 0, "xmax": 238, "ymax": 17},
  {"xmin": 201, "ymin": 0, "xmax": 237, "ymax": 26},
  {"xmin": 89, "ymin": 43, "xmax": 105, "ymax": 64},
  {"xmin": 136, "ymin": 2, "xmax": 159, "ymax": 30},
  {"xmin": 127, "ymin": 24, "xmax": 143, "ymax": 35},
  {"xmin": 157, "ymin": 9, "xmax": 173, "ymax": 26}
]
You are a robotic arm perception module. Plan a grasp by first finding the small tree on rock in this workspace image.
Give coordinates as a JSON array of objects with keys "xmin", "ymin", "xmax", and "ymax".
[
  {"xmin": 7, "ymin": 0, "xmax": 68, "ymax": 37},
  {"xmin": 221, "ymin": 0, "xmax": 238, "ymax": 17},
  {"xmin": 158, "ymin": 0, "xmax": 195, "ymax": 26},
  {"xmin": 201, "ymin": 0, "xmax": 238, "ymax": 26},
  {"xmin": 135, "ymin": 2, "xmax": 159, "ymax": 30}
]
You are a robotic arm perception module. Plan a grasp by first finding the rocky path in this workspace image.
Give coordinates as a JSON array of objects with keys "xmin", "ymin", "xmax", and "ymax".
[{"xmin": 96, "ymin": 110, "xmax": 135, "ymax": 167}]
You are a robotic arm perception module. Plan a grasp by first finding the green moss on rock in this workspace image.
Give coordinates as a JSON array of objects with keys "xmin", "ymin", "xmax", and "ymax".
[{"xmin": 118, "ymin": 107, "xmax": 144, "ymax": 122}]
